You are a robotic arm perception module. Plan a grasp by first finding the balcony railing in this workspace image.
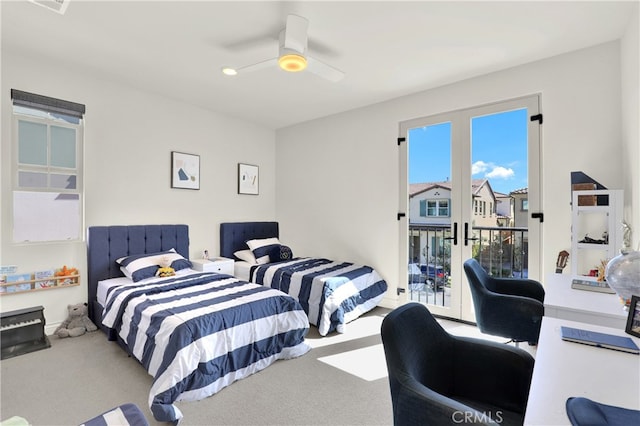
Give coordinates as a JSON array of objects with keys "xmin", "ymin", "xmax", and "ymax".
[{"xmin": 408, "ymin": 224, "xmax": 528, "ymax": 306}]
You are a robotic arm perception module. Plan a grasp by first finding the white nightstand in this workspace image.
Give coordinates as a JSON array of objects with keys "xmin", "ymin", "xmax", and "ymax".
[{"xmin": 191, "ymin": 257, "xmax": 234, "ymax": 275}]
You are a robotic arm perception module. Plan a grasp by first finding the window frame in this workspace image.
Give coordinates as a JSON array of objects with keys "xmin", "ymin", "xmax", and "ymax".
[
  {"xmin": 12, "ymin": 100, "xmax": 84, "ymax": 244},
  {"xmin": 420, "ymin": 199, "xmax": 451, "ymax": 217}
]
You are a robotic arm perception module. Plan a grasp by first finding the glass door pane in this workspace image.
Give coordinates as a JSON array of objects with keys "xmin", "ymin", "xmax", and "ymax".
[
  {"xmin": 470, "ymin": 108, "xmax": 529, "ymax": 278},
  {"xmin": 460, "ymin": 97, "xmax": 540, "ymax": 322},
  {"xmin": 407, "ymin": 121, "xmax": 458, "ymax": 317}
]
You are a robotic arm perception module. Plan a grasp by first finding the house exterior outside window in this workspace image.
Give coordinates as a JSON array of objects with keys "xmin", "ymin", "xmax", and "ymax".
[
  {"xmin": 409, "ymin": 179, "xmax": 499, "ymax": 227},
  {"xmin": 510, "ymin": 188, "xmax": 529, "ymax": 227},
  {"xmin": 422, "ymin": 199, "xmax": 450, "ymax": 217},
  {"xmin": 408, "ymin": 179, "xmax": 502, "ymax": 268},
  {"xmin": 438, "ymin": 199, "xmax": 449, "ymax": 216}
]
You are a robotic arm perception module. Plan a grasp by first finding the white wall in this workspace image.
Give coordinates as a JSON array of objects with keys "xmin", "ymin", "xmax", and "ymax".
[
  {"xmin": 1, "ymin": 49, "xmax": 277, "ymax": 331},
  {"xmin": 276, "ymin": 41, "xmax": 633, "ymax": 307},
  {"xmin": 621, "ymin": 6, "xmax": 640, "ymax": 250}
]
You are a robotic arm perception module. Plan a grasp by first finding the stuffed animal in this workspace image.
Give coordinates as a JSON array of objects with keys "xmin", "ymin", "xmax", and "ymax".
[
  {"xmin": 54, "ymin": 302, "xmax": 98, "ymax": 338},
  {"xmin": 156, "ymin": 256, "xmax": 175, "ymax": 277}
]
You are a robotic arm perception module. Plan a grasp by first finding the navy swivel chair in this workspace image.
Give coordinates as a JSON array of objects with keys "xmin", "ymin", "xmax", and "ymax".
[
  {"xmin": 381, "ymin": 303, "xmax": 535, "ymax": 426},
  {"xmin": 463, "ymin": 258, "xmax": 545, "ymax": 345}
]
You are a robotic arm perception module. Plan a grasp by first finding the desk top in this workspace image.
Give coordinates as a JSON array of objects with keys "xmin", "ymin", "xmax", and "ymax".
[
  {"xmin": 545, "ymin": 273, "xmax": 627, "ymax": 322},
  {"xmin": 524, "ymin": 316, "xmax": 640, "ymax": 425}
]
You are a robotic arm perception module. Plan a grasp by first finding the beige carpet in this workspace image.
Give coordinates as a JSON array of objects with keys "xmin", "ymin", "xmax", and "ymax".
[{"xmin": 0, "ymin": 306, "xmax": 534, "ymax": 426}]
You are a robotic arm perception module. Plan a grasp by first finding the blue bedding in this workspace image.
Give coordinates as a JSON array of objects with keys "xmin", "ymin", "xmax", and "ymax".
[
  {"xmin": 250, "ymin": 257, "xmax": 388, "ymax": 336},
  {"xmin": 101, "ymin": 271, "xmax": 310, "ymax": 423}
]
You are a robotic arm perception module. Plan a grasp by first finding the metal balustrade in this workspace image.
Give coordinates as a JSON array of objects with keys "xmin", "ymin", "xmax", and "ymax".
[{"xmin": 408, "ymin": 225, "xmax": 529, "ymax": 306}]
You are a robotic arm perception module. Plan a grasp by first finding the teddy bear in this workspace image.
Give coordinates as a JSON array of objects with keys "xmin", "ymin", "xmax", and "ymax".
[
  {"xmin": 156, "ymin": 256, "xmax": 176, "ymax": 277},
  {"xmin": 54, "ymin": 302, "xmax": 98, "ymax": 338}
]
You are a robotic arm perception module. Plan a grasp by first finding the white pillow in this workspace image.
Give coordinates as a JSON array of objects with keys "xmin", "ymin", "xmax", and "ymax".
[
  {"xmin": 116, "ymin": 248, "xmax": 192, "ymax": 282},
  {"xmin": 246, "ymin": 237, "xmax": 281, "ymax": 264},
  {"xmin": 234, "ymin": 249, "xmax": 258, "ymax": 264},
  {"xmin": 120, "ymin": 266, "xmax": 133, "ymax": 280}
]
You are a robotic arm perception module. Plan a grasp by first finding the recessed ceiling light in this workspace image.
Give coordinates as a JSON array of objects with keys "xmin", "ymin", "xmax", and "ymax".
[{"xmin": 221, "ymin": 67, "xmax": 238, "ymax": 76}]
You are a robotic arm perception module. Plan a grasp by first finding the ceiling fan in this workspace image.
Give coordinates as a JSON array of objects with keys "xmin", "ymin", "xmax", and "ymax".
[{"xmin": 221, "ymin": 14, "xmax": 345, "ymax": 82}]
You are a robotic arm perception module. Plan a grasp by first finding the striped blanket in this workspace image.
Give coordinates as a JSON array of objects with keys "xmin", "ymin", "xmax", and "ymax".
[
  {"xmin": 250, "ymin": 258, "xmax": 388, "ymax": 336},
  {"xmin": 81, "ymin": 403, "xmax": 148, "ymax": 426},
  {"xmin": 102, "ymin": 271, "xmax": 310, "ymax": 423}
]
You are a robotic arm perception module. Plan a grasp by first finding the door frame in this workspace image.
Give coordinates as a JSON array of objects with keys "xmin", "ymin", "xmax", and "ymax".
[{"xmin": 398, "ymin": 94, "xmax": 542, "ymax": 321}]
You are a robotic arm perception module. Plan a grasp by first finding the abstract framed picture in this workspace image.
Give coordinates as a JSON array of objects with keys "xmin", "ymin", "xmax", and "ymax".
[
  {"xmin": 171, "ymin": 151, "xmax": 200, "ymax": 190},
  {"xmin": 238, "ymin": 163, "xmax": 259, "ymax": 195}
]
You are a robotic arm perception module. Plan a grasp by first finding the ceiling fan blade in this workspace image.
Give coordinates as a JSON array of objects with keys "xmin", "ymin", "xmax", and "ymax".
[
  {"xmin": 307, "ymin": 56, "xmax": 345, "ymax": 82},
  {"xmin": 220, "ymin": 34, "xmax": 277, "ymax": 52},
  {"xmin": 283, "ymin": 14, "xmax": 309, "ymax": 54},
  {"xmin": 236, "ymin": 58, "xmax": 278, "ymax": 74}
]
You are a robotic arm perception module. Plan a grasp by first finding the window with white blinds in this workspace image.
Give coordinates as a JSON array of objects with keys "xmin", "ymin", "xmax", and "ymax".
[{"xmin": 11, "ymin": 89, "xmax": 85, "ymax": 243}]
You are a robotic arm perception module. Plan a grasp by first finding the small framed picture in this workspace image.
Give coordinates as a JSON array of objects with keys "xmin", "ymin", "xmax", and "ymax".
[
  {"xmin": 625, "ymin": 295, "xmax": 640, "ymax": 338},
  {"xmin": 171, "ymin": 151, "xmax": 200, "ymax": 190},
  {"xmin": 238, "ymin": 163, "xmax": 259, "ymax": 195}
]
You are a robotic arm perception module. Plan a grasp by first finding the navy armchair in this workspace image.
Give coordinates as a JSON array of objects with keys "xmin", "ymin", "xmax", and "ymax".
[
  {"xmin": 463, "ymin": 258, "xmax": 545, "ymax": 345},
  {"xmin": 381, "ymin": 303, "xmax": 535, "ymax": 426}
]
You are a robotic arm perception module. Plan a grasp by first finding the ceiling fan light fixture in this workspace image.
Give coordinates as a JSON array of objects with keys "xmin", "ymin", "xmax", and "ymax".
[{"xmin": 278, "ymin": 54, "xmax": 307, "ymax": 72}]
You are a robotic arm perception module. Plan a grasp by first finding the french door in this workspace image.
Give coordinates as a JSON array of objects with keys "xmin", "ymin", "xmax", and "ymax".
[{"xmin": 399, "ymin": 95, "xmax": 542, "ymax": 321}]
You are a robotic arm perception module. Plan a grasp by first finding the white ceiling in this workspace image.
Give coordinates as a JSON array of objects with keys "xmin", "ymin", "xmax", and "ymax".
[{"xmin": 2, "ymin": 1, "xmax": 637, "ymax": 129}]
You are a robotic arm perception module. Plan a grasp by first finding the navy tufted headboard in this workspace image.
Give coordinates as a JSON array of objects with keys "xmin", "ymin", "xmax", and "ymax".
[
  {"xmin": 220, "ymin": 222, "xmax": 279, "ymax": 260},
  {"xmin": 86, "ymin": 224, "xmax": 189, "ymax": 325}
]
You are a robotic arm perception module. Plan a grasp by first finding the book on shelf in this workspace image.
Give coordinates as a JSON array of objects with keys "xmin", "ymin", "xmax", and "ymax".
[
  {"xmin": 561, "ymin": 326, "xmax": 639, "ymax": 355},
  {"xmin": 34, "ymin": 269, "xmax": 56, "ymax": 289},
  {"xmin": 571, "ymin": 277, "xmax": 616, "ymax": 294},
  {"xmin": 0, "ymin": 265, "xmax": 18, "ymax": 275},
  {"xmin": 3, "ymin": 273, "xmax": 32, "ymax": 293}
]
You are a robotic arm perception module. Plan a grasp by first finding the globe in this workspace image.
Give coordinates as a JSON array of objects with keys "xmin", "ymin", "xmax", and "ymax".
[{"xmin": 605, "ymin": 250, "xmax": 640, "ymax": 309}]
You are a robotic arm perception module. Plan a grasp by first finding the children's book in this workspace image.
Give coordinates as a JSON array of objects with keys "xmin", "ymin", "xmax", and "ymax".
[
  {"xmin": 5, "ymin": 273, "xmax": 32, "ymax": 293},
  {"xmin": 35, "ymin": 269, "xmax": 56, "ymax": 289}
]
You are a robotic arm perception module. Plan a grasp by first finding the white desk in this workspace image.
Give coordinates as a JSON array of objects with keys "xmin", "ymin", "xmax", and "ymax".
[
  {"xmin": 524, "ymin": 317, "xmax": 640, "ymax": 425},
  {"xmin": 544, "ymin": 273, "xmax": 628, "ymax": 329}
]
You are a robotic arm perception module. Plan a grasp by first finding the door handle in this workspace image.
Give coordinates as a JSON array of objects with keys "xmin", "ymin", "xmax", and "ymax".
[
  {"xmin": 444, "ymin": 222, "xmax": 458, "ymax": 246},
  {"xmin": 464, "ymin": 222, "xmax": 479, "ymax": 246}
]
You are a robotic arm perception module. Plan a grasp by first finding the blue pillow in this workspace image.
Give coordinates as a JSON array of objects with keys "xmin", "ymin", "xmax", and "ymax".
[
  {"xmin": 566, "ymin": 397, "xmax": 640, "ymax": 426},
  {"xmin": 268, "ymin": 245, "xmax": 293, "ymax": 262}
]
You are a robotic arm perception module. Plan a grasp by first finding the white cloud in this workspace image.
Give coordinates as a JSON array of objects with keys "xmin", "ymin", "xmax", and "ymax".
[
  {"xmin": 472, "ymin": 161, "xmax": 489, "ymax": 175},
  {"xmin": 486, "ymin": 166, "xmax": 515, "ymax": 179},
  {"xmin": 473, "ymin": 160, "xmax": 515, "ymax": 180}
]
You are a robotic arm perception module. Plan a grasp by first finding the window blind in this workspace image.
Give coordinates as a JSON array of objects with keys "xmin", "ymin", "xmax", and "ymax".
[{"xmin": 11, "ymin": 89, "xmax": 85, "ymax": 118}]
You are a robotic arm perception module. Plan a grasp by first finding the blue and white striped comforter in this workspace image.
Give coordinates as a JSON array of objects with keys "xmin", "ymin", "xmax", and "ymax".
[
  {"xmin": 81, "ymin": 403, "xmax": 148, "ymax": 426},
  {"xmin": 250, "ymin": 258, "xmax": 388, "ymax": 336},
  {"xmin": 102, "ymin": 271, "xmax": 310, "ymax": 423}
]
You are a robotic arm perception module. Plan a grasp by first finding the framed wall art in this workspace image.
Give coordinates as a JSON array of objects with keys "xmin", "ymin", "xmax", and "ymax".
[
  {"xmin": 625, "ymin": 295, "xmax": 640, "ymax": 338},
  {"xmin": 238, "ymin": 163, "xmax": 259, "ymax": 195},
  {"xmin": 171, "ymin": 151, "xmax": 200, "ymax": 190}
]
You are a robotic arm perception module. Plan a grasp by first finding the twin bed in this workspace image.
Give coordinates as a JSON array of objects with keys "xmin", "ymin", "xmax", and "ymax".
[
  {"xmin": 87, "ymin": 222, "xmax": 387, "ymax": 424},
  {"xmin": 219, "ymin": 221, "xmax": 388, "ymax": 336}
]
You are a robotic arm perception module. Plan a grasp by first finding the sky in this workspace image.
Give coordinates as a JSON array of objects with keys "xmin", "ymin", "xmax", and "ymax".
[{"xmin": 408, "ymin": 108, "xmax": 528, "ymax": 195}]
